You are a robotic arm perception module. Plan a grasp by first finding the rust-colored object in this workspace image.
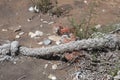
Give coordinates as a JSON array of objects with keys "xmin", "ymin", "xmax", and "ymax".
[{"xmin": 64, "ymin": 51, "xmax": 84, "ymax": 62}]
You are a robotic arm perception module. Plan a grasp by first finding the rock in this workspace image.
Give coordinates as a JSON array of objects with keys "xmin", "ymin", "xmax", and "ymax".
[
  {"xmin": 43, "ymin": 39, "xmax": 52, "ymax": 45},
  {"xmin": 43, "ymin": 21, "xmax": 48, "ymax": 23},
  {"xmin": 37, "ymin": 42, "xmax": 43, "ymax": 45},
  {"xmin": 52, "ymin": 64, "xmax": 57, "ymax": 70},
  {"xmin": 28, "ymin": 31, "xmax": 43, "ymax": 38},
  {"xmin": 114, "ymin": 75, "xmax": 120, "ymax": 80},
  {"xmin": 48, "ymin": 74, "xmax": 57, "ymax": 80},
  {"xmin": 44, "ymin": 64, "xmax": 48, "ymax": 69},
  {"xmin": 18, "ymin": 32, "xmax": 24, "ymax": 36},
  {"xmin": 48, "ymin": 35, "xmax": 61, "ymax": 42},
  {"xmin": 35, "ymin": 31, "xmax": 43, "ymax": 37},
  {"xmin": 28, "ymin": 6, "xmax": 39, "ymax": 13},
  {"xmin": 15, "ymin": 35, "xmax": 20, "ymax": 39},
  {"xmin": 55, "ymin": 41, "xmax": 61, "ymax": 45},
  {"xmin": 117, "ymin": 71, "xmax": 120, "ymax": 75},
  {"xmin": 28, "ymin": 6, "xmax": 34, "ymax": 12},
  {"xmin": 28, "ymin": 32, "xmax": 36, "ymax": 38},
  {"xmin": 2, "ymin": 29, "xmax": 8, "ymax": 32},
  {"xmin": 95, "ymin": 24, "xmax": 101, "ymax": 29},
  {"xmin": 48, "ymin": 22, "xmax": 54, "ymax": 25},
  {"xmin": 34, "ymin": 5, "xmax": 39, "ymax": 13}
]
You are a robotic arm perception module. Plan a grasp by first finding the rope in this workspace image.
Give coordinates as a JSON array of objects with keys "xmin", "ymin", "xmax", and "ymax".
[{"xmin": 0, "ymin": 34, "xmax": 120, "ymax": 57}]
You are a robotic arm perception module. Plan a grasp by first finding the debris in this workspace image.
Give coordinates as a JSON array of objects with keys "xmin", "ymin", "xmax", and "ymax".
[
  {"xmin": 95, "ymin": 24, "xmax": 101, "ymax": 29},
  {"xmin": 55, "ymin": 41, "xmax": 61, "ymax": 45},
  {"xmin": 48, "ymin": 74, "xmax": 57, "ymax": 80},
  {"xmin": 40, "ymin": 19, "xmax": 44, "ymax": 21},
  {"xmin": 35, "ymin": 31, "xmax": 43, "ymax": 36},
  {"xmin": 48, "ymin": 35, "xmax": 61, "ymax": 42},
  {"xmin": 114, "ymin": 70, "xmax": 120, "ymax": 80},
  {"xmin": 15, "ymin": 35, "xmax": 20, "ymax": 39},
  {"xmin": 44, "ymin": 64, "xmax": 48, "ymax": 69},
  {"xmin": 48, "ymin": 22, "xmax": 54, "ymax": 25},
  {"xmin": 43, "ymin": 21, "xmax": 48, "ymax": 24},
  {"xmin": 43, "ymin": 39, "xmax": 52, "ymax": 45},
  {"xmin": 2, "ymin": 29, "xmax": 8, "ymax": 32},
  {"xmin": 28, "ymin": 31, "xmax": 43, "ymax": 38},
  {"xmin": 28, "ymin": 6, "xmax": 39, "ymax": 13},
  {"xmin": 52, "ymin": 64, "xmax": 57, "ymax": 70},
  {"xmin": 18, "ymin": 32, "xmax": 24, "ymax": 36},
  {"xmin": 28, "ymin": 6, "xmax": 34, "ymax": 12},
  {"xmin": 37, "ymin": 42, "xmax": 43, "ymax": 45}
]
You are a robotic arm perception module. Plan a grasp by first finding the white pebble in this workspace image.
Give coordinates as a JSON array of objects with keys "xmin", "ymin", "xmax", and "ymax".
[
  {"xmin": 2, "ymin": 29, "xmax": 8, "ymax": 32},
  {"xmin": 52, "ymin": 64, "xmax": 57, "ymax": 70},
  {"xmin": 48, "ymin": 74, "xmax": 57, "ymax": 80},
  {"xmin": 28, "ymin": 6, "xmax": 34, "ymax": 12},
  {"xmin": 44, "ymin": 64, "xmax": 48, "ymax": 69},
  {"xmin": 15, "ymin": 35, "xmax": 20, "ymax": 39}
]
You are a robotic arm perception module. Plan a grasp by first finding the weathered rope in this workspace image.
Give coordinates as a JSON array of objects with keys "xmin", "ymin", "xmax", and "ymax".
[{"xmin": 0, "ymin": 34, "xmax": 120, "ymax": 57}]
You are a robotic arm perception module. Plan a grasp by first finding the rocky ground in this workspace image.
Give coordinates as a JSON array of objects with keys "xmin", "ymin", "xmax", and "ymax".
[{"xmin": 0, "ymin": 0, "xmax": 120, "ymax": 80}]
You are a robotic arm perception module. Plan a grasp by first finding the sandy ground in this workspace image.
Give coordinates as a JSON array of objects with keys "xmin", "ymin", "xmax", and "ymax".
[{"xmin": 0, "ymin": 0, "xmax": 120, "ymax": 80}]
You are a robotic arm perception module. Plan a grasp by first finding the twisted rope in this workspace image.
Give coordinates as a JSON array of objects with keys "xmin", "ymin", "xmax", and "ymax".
[{"xmin": 0, "ymin": 34, "xmax": 120, "ymax": 57}]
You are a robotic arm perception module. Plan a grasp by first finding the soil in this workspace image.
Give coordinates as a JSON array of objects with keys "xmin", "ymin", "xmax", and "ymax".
[{"xmin": 0, "ymin": 0, "xmax": 120, "ymax": 80}]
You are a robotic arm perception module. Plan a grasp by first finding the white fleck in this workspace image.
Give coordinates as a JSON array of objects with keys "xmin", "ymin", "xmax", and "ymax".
[
  {"xmin": 102, "ymin": 9, "xmax": 105, "ymax": 12},
  {"xmin": 48, "ymin": 22, "xmax": 54, "ymax": 25},
  {"xmin": 40, "ymin": 24, "xmax": 43, "ymax": 28},
  {"xmin": 41, "ymin": 19, "xmax": 43, "ymax": 21},
  {"xmin": 2, "ymin": 29, "xmax": 8, "ymax": 32},
  {"xmin": 43, "ymin": 21, "xmax": 48, "ymax": 23},
  {"xmin": 95, "ymin": 24, "xmax": 101, "ymax": 29},
  {"xmin": 55, "ymin": 41, "xmax": 61, "ymax": 45},
  {"xmin": 15, "ymin": 35, "xmax": 20, "ymax": 39},
  {"xmin": 35, "ymin": 31, "xmax": 43, "ymax": 36},
  {"xmin": 28, "ymin": 6, "xmax": 34, "ymax": 12},
  {"xmin": 52, "ymin": 64, "xmax": 57, "ymax": 70},
  {"xmin": 19, "ymin": 32, "xmax": 24, "ymax": 36},
  {"xmin": 84, "ymin": 0, "xmax": 88, "ymax": 4},
  {"xmin": 37, "ymin": 42, "xmax": 43, "ymax": 45},
  {"xmin": 48, "ymin": 74, "xmax": 57, "ymax": 80},
  {"xmin": 44, "ymin": 64, "xmax": 48, "ymax": 69}
]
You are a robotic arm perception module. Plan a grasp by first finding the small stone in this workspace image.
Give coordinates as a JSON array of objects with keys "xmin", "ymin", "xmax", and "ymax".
[
  {"xmin": 28, "ymin": 6, "xmax": 34, "ymax": 12},
  {"xmin": 15, "ymin": 35, "xmax": 20, "ymax": 39},
  {"xmin": 114, "ymin": 75, "xmax": 120, "ymax": 80},
  {"xmin": 37, "ymin": 42, "xmax": 43, "ymax": 45},
  {"xmin": 44, "ymin": 64, "xmax": 48, "ymax": 69},
  {"xmin": 28, "ymin": 32, "xmax": 35, "ymax": 38},
  {"xmin": 19, "ymin": 32, "xmax": 24, "ymax": 36},
  {"xmin": 34, "ymin": 5, "xmax": 39, "ymax": 13},
  {"xmin": 48, "ymin": 22, "xmax": 54, "ymax": 25},
  {"xmin": 48, "ymin": 74, "xmax": 57, "ymax": 80},
  {"xmin": 43, "ymin": 21, "xmax": 48, "ymax": 23},
  {"xmin": 48, "ymin": 35, "xmax": 61, "ymax": 42},
  {"xmin": 84, "ymin": 0, "xmax": 88, "ymax": 4},
  {"xmin": 41, "ymin": 19, "xmax": 43, "ymax": 21},
  {"xmin": 43, "ymin": 39, "xmax": 52, "ymax": 45},
  {"xmin": 2, "ymin": 29, "xmax": 8, "ymax": 32},
  {"xmin": 40, "ymin": 24, "xmax": 43, "ymax": 28},
  {"xmin": 35, "ymin": 31, "xmax": 43, "ymax": 37},
  {"xmin": 27, "ymin": 18, "xmax": 32, "ymax": 22},
  {"xmin": 55, "ymin": 41, "xmax": 61, "ymax": 45},
  {"xmin": 52, "ymin": 64, "xmax": 57, "ymax": 70},
  {"xmin": 117, "ymin": 71, "xmax": 120, "ymax": 75},
  {"xmin": 95, "ymin": 24, "xmax": 101, "ymax": 29}
]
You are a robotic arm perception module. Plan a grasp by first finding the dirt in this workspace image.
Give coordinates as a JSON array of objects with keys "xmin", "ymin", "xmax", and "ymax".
[{"xmin": 0, "ymin": 0, "xmax": 120, "ymax": 80}]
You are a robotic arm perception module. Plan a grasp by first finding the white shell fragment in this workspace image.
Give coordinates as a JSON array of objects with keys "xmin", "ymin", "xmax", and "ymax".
[
  {"xmin": 48, "ymin": 74, "xmax": 57, "ymax": 80},
  {"xmin": 52, "ymin": 64, "xmax": 57, "ymax": 70}
]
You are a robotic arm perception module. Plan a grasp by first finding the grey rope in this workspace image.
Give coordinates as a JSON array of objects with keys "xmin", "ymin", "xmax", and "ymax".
[{"xmin": 0, "ymin": 34, "xmax": 120, "ymax": 57}]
